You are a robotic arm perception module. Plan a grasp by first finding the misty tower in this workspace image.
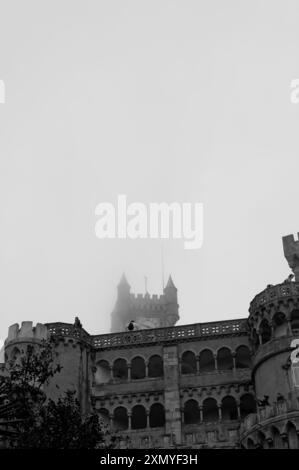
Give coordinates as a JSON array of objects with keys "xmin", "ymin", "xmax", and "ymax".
[{"xmin": 110, "ymin": 274, "xmax": 179, "ymax": 333}]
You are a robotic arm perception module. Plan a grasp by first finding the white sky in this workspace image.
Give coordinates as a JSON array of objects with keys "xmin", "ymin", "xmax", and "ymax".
[{"xmin": 0, "ymin": 0, "xmax": 299, "ymax": 341}]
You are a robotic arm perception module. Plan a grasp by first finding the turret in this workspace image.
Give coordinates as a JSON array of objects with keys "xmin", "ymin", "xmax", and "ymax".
[
  {"xmin": 110, "ymin": 274, "xmax": 131, "ymax": 332},
  {"xmin": 283, "ymin": 233, "xmax": 299, "ymax": 281},
  {"xmin": 163, "ymin": 276, "xmax": 179, "ymax": 326},
  {"xmin": 4, "ymin": 320, "xmax": 92, "ymax": 414},
  {"xmin": 110, "ymin": 274, "xmax": 180, "ymax": 332},
  {"xmin": 241, "ymin": 233, "xmax": 299, "ymax": 448}
]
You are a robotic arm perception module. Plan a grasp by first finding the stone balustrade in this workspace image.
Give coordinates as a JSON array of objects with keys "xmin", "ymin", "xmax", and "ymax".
[
  {"xmin": 44, "ymin": 319, "xmax": 248, "ymax": 350},
  {"xmin": 240, "ymin": 399, "xmax": 298, "ymax": 434},
  {"xmin": 250, "ymin": 282, "xmax": 299, "ymax": 311}
]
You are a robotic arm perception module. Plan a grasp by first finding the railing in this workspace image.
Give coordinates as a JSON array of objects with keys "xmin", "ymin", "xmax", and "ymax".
[
  {"xmin": 45, "ymin": 319, "xmax": 248, "ymax": 350},
  {"xmin": 46, "ymin": 323, "xmax": 90, "ymax": 341},
  {"xmin": 250, "ymin": 282, "xmax": 299, "ymax": 311},
  {"xmin": 241, "ymin": 400, "xmax": 299, "ymax": 434},
  {"xmin": 92, "ymin": 319, "xmax": 248, "ymax": 349}
]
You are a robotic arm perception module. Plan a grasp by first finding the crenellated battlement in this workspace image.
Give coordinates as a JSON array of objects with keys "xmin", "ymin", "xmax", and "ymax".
[
  {"xmin": 283, "ymin": 232, "xmax": 299, "ymax": 281},
  {"xmin": 5, "ymin": 321, "xmax": 48, "ymax": 345},
  {"xmin": 129, "ymin": 293, "xmax": 167, "ymax": 312},
  {"xmin": 130, "ymin": 293, "xmax": 165, "ymax": 303}
]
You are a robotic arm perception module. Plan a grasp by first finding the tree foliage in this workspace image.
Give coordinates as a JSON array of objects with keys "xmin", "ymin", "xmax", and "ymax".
[{"xmin": 0, "ymin": 341, "xmax": 108, "ymax": 448}]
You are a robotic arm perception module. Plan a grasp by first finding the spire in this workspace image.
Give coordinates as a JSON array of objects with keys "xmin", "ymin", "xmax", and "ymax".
[
  {"xmin": 165, "ymin": 275, "xmax": 177, "ymax": 291},
  {"xmin": 118, "ymin": 273, "xmax": 130, "ymax": 288}
]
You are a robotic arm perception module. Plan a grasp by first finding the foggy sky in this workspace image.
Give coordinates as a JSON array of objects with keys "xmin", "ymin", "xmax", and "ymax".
[{"xmin": 0, "ymin": 0, "xmax": 299, "ymax": 342}]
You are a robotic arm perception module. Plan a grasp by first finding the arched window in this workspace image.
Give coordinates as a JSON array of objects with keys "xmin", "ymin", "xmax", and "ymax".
[
  {"xmin": 291, "ymin": 310, "xmax": 299, "ymax": 333},
  {"xmin": 240, "ymin": 394, "xmax": 256, "ymax": 418},
  {"xmin": 131, "ymin": 356, "xmax": 146, "ymax": 380},
  {"xmin": 149, "ymin": 403, "xmax": 165, "ymax": 428},
  {"xmin": 259, "ymin": 319, "xmax": 271, "ymax": 344},
  {"xmin": 113, "ymin": 406, "xmax": 128, "ymax": 431},
  {"xmin": 199, "ymin": 349, "xmax": 215, "ymax": 372},
  {"xmin": 184, "ymin": 399, "xmax": 201, "ymax": 425},
  {"xmin": 202, "ymin": 398, "xmax": 218, "ymax": 422},
  {"xmin": 221, "ymin": 396, "xmax": 238, "ymax": 420},
  {"xmin": 131, "ymin": 405, "xmax": 147, "ymax": 429},
  {"xmin": 181, "ymin": 351, "xmax": 197, "ymax": 375},
  {"xmin": 235, "ymin": 346, "xmax": 251, "ymax": 368},
  {"xmin": 148, "ymin": 355, "xmax": 163, "ymax": 378},
  {"xmin": 113, "ymin": 358, "xmax": 128, "ymax": 380},
  {"xmin": 217, "ymin": 347, "xmax": 233, "ymax": 370},
  {"xmin": 98, "ymin": 407, "xmax": 109, "ymax": 426},
  {"xmin": 271, "ymin": 426, "xmax": 283, "ymax": 449},
  {"xmin": 96, "ymin": 360, "xmax": 111, "ymax": 384},
  {"xmin": 287, "ymin": 422, "xmax": 299, "ymax": 449},
  {"xmin": 272, "ymin": 312, "xmax": 287, "ymax": 338}
]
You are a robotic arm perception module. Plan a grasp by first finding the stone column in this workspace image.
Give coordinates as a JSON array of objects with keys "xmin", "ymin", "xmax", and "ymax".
[
  {"xmin": 146, "ymin": 410, "xmax": 150, "ymax": 428},
  {"xmin": 127, "ymin": 365, "xmax": 131, "ymax": 381},
  {"xmin": 214, "ymin": 354, "xmax": 218, "ymax": 371},
  {"xmin": 128, "ymin": 411, "xmax": 132, "ymax": 431},
  {"xmin": 232, "ymin": 353, "xmax": 236, "ymax": 371},
  {"xmin": 163, "ymin": 345, "xmax": 182, "ymax": 446},
  {"xmin": 199, "ymin": 406, "xmax": 203, "ymax": 422},
  {"xmin": 218, "ymin": 405, "xmax": 222, "ymax": 421}
]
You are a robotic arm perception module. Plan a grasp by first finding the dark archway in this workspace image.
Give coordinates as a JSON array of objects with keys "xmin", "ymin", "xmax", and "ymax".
[
  {"xmin": 181, "ymin": 351, "xmax": 197, "ymax": 374},
  {"xmin": 184, "ymin": 399, "xmax": 201, "ymax": 425},
  {"xmin": 235, "ymin": 345, "xmax": 251, "ymax": 368},
  {"xmin": 148, "ymin": 355, "xmax": 163, "ymax": 378},
  {"xmin": 149, "ymin": 403, "xmax": 165, "ymax": 428},
  {"xmin": 199, "ymin": 349, "xmax": 215, "ymax": 372},
  {"xmin": 271, "ymin": 426, "xmax": 283, "ymax": 449},
  {"xmin": 131, "ymin": 356, "xmax": 146, "ymax": 380},
  {"xmin": 202, "ymin": 398, "xmax": 218, "ymax": 422},
  {"xmin": 131, "ymin": 405, "xmax": 147, "ymax": 429},
  {"xmin": 113, "ymin": 358, "xmax": 128, "ymax": 380},
  {"xmin": 221, "ymin": 396, "xmax": 238, "ymax": 420},
  {"xmin": 217, "ymin": 347, "xmax": 233, "ymax": 370},
  {"xmin": 113, "ymin": 406, "xmax": 128, "ymax": 431},
  {"xmin": 240, "ymin": 394, "xmax": 256, "ymax": 418},
  {"xmin": 287, "ymin": 422, "xmax": 299, "ymax": 449}
]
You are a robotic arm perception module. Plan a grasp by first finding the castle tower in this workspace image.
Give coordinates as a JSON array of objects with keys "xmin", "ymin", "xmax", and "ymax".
[
  {"xmin": 110, "ymin": 274, "xmax": 179, "ymax": 333},
  {"xmin": 241, "ymin": 233, "xmax": 299, "ymax": 448},
  {"xmin": 4, "ymin": 321, "xmax": 92, "ymax": 414}
]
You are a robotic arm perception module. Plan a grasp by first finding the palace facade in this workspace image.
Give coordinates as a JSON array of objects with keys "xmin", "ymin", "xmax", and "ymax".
[{"xmin": 2, "ymin": 233, "xmax": 299, "ymax": 449}]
